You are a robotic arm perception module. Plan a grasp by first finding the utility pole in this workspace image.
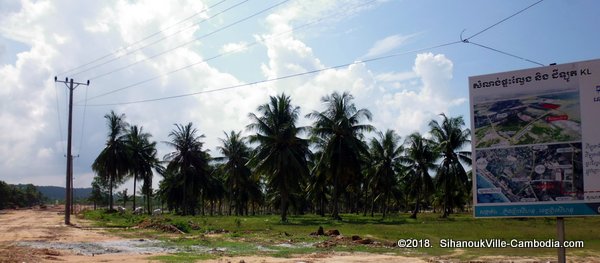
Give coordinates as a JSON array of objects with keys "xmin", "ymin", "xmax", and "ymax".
[
  {"xmin": 71, "ymin": 154, "xmax": 79, "ymax": 215},
  {"xmin": 54, "ymin": 77, "xmax": 90, "ymax": 225}
]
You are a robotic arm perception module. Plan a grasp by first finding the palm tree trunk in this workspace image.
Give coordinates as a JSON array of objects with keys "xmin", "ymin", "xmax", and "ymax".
[
  {"xmin": 319, "ymin": 195, "xmax": 325, "ymax": 217},
  {"xmin": 201, "ymin": 191, "xmax": 205, "ymax": 216},
  {"xmin": 109, "ymin": 176, "xmax": 114, "ymax": 211},
  {"xmin": 146, "ymin": 191, "xmax": 151, "ymax": 215},
  {"xmin": 410, "ymin": 192, "xmax": 419, "ymax": 219},
  {"xmin": 442, "ymin": 162, "xmax": 450, "ymax": 218},
  {"xmin": 182, "ymin": 177, "xmax": 187, "ymax": 215},
  {"xmin": 133, "ymin": 173, "xmax": 137, "ymax": 210},
  {"xmin": 382, "ymin": 192, "xmax": 388, "ymax": 219},
  {"xmin": 370, "ymin": 193, "xmax": 375, "ymax": 217},
  {"xmin": 280, "ymin": 191, "xmax": 289, "ymax": 222},
  {"xmin": 362, "ymin": 186, "xmax": 369, "ymax": 216},
  {"xmin": 332, "ymin": 169, "xmax": 342, "ymax": 220}
]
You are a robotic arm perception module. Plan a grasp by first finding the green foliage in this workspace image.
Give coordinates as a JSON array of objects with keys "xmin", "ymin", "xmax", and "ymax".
[
  {"xmin": 247, "ymin": 94, "xmax": 311, "ymax": 222},
  {"xmin": 124, "ymin": 125, "xmax": 160, "ymax": 214},
  {"xmin": 91, "ymin": 92, "xmax": 476, "ymax": 225},
  {"xmin": 429, "ymin": 114, "xmax": 471, "ymax": 217},
  {"xmin": 215, "ymin": 130, "xmax": 261, "ymax": 216},
  {"xmin": 306, "ymin": 91, "xmax": 373, "ymax": 220},
  {"xmin": 92, "ymin": 110, "xmax": 130, "ymax": 210},
  {"xmin": 170, "ymin": 218, "xmax": 191, "ymax": 233},
  {"xmin": 88, "ymin": 176, "xmax": 109, "ymax": 208},
  {"xmin": 150, "ymin": 253, "xmax": 217, "ymax": 262},
  {"xmin": 83, "ymin": 210, "xmax": 600, "ymax": 260},
  {"xmin": 402, "ymin": 132, "xmax": 437, "ymax": 219},
  {"xmin": 161, "ymin": 122, "xmax": 211, "ymax": 216},
  {"xmin": 0, "ymin": 181, "xmax": 45, "ymax": 209}
]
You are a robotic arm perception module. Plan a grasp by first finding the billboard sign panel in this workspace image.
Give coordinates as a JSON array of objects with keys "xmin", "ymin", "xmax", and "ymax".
[{"xmin": 470, "ymin": 58, "xmax": 600, "ymax": 217}]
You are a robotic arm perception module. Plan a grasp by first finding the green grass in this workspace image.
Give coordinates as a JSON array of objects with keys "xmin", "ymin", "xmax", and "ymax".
[
  {"xmin": 81, "ymin": 210, "xmax": 600, "ymax": 261},
  {"xmin": 150, "ymin": 253, "xmax": 217, "ymax": 262}
]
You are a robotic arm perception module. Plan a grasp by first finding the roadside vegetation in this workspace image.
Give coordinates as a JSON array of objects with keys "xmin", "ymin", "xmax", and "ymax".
[
  {"xmin": 0, "ymin": 181, "xmax": 45, "ymax": 209},
  {"xmin": 81, "ymin": 209, "xmax": 600, "ymax": 261},
  {"xmin": 90, "ymin": 91, "xmax": 473, "ymax": 222}
]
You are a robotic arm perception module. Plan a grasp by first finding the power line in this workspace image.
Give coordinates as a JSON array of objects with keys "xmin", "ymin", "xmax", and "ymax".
[
  {"xmin": 77, "ymin": 83, "xmax": 90, "ymax": 155},
  {"xmin": 463, "ymin": 0, "xmax": 545, "ymax": 41},
  {"xmin": 82, "ymin": 40, "xmax": 461, "ymax": 107},
  {"xmin": 79, "ymin": 0, "xmax": 543, "ymax": 107},
  {"xmin": 78, "ymin": 0, "xmax": 376, "ymax": 104},
  {"xmin": 58, "ymin": 0, "xmax": 229, "ymax": 77},
  {"xmin": 466, "ymin": 40, "xmax": 545, "ymax": 66},
  {"xmin": 53, "ymin": 81, "xmax": 66, "ymax": 155},
  {"xmin": 69, "ymin": 0, "xmax": 252, "ymax": 78},
  {"xmin": 459, "ymin": 0, "xmax": 546, "ymax": 66},
  {"xmin": 85, "ymin": 0, "xmax": 290, "ymax": 81}
]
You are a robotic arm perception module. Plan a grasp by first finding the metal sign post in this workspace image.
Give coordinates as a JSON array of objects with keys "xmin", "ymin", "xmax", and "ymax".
[{"xmin": 557, "ymin": 217, "xmax": 565, "ymax": 263}]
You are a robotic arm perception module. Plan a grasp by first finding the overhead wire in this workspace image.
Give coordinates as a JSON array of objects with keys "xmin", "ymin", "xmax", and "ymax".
[
  {"xmin": 53, "ymin": 81, "xmax": 66, "ymax": 155},
  {"xmin": 85, "ymin": 0, "xmax": 290, "ymax": 81},
  {"xmin": 78, "ymin": 0, "xmax": 377, "ymax": 104},
  {"xmin": 80, "ymin": 0, "xmax": 544, "ymax": 107},
  {"xmin": 58, "ymin": 0, "xmax": 229, "ymax": 77},
  {"xmin": 463, "ymin": 0, "xmax": 545, "ymax": 41},
  {"xmin": 82, "ymin": 40, "xmax": 462, "ymax": 107},
  {"xmin": 69, "ymin": 0, "xmax": 251, "ymax": 78},
  {"xmin": 76, "ymin": 84, "xmax": 89, "ymax": 156},
  {"xmin": 461, "ymin": 0, "xmax": 546, "ymax": 66},
  {"xmin": 466, "ymin": 41, "xmax": 545, "ymax": 66}
]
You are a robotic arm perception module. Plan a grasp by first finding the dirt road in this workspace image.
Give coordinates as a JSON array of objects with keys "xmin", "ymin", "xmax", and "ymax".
[{"xmin": 0, "ymin": 207, "xmax": 166, "ymax": 262}]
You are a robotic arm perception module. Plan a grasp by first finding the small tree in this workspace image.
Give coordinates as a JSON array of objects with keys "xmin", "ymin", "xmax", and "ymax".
[{"xmin": 89, "ymin": 176, "xmax": 109, "ymax": 210}]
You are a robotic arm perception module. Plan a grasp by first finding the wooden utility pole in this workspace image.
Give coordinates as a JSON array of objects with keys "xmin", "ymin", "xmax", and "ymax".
[{"xmin": 54, "ymin": 77, "xmax": 89, "ymax": 225}]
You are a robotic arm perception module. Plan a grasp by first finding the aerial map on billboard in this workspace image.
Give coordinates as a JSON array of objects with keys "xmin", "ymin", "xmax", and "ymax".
[{"xmin": 470, "ymin": 58, "xmax": 600, "ymax": 217}]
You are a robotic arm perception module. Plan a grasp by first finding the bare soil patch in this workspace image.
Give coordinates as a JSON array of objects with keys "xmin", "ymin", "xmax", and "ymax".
[{"xmin": 0, "ymin": 207, "xmax": 160, "ymax": 262}]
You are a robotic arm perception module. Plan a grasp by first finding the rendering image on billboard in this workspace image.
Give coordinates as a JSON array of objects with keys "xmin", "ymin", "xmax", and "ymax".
[{"xmin": 470, "ymin": 59, "xmax": 600, "ymax": 217}]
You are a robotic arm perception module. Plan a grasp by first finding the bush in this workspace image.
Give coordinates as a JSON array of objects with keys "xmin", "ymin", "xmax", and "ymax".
[{"xmin": 171, "ymin": 219, "xmax": 191, "ymax": 233}]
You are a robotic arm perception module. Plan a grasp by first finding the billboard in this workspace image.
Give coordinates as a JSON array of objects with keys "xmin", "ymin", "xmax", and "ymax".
[{"xmin": 470, "ymin": 58, "xmax": 600, "ymax": 217}]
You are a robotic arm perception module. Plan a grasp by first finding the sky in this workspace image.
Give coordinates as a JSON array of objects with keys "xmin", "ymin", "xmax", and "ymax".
[{"xmin": 1, "ymin": 0, "xmax": 599, "ymax": 190}]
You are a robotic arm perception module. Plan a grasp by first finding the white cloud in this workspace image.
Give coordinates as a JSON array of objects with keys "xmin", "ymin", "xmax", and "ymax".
[
  {"xmin": 220, "ymin": 41, "xmax": 248, "ymax": 53},
  {"xmin": 364, "ymin": 34, "xmax": 416, "ymax": 58},
  {"xmin": 0, "ymin": 0, "xmax": 466, "ymax": 190},
  {"xmin": 0, "ymin": 43, "xmax": 5, "ymax": 60},
  {"xmin": 375, "ymin": 71, "xmax": 417, "ymax": 82},
  {"xmin": 374, "ymin": 53, "xmax": 466, "ymax": 136}
]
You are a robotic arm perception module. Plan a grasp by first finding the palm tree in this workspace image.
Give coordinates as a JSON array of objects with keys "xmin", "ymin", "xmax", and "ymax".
[
  {"xmin": 215, "ymin": 131, "xmax": 253, "ymax": 216},
  {"xmin": 163, "ymin": 123, "xmax": 210, "ymax": 215},
  {"xmin": 369, "ymin": 129, "xmax": 403, "ymax": 218},
  {"xmin": 125, "ymin": 125, "xmax": 159, "ymax": 214},
  {"xmin": 92, "ymin": 111, "xmax": 130, "ymax": 211},
  {"xmin": 402, "ymin": 132, "xmax": 437, "ymax": 219},
  {"xmin": 306, "ymin": 144, "xmax": 329, "ymax": 217},
  {"xmin": 307, "ymin": 91, "xmax": 373, "ymax": 220},
  {"xmin": 247, "ymin": 94, "xmax": 310, "ymax": 222},
  {"xmin": 429, "ymin": 114, "xmax": 471, "ymax": 218},
  {"xmin": 202, "ymin": 165, "xmax": 226, "ymax": 216}
]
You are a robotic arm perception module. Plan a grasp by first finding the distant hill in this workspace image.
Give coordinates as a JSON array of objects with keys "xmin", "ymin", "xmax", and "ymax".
[{"xmin": 36, "ymin": 186, "xmax": 93, "ymax": 201}]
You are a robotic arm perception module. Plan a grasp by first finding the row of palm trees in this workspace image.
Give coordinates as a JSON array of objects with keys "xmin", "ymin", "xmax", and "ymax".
[
  {"xmin": 92, "ymin": 91, "xmax": 471, "ymax": 220},
  {"xmin": 91, "ymin": 112, "xmax": 159, "ymax": 214}
]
